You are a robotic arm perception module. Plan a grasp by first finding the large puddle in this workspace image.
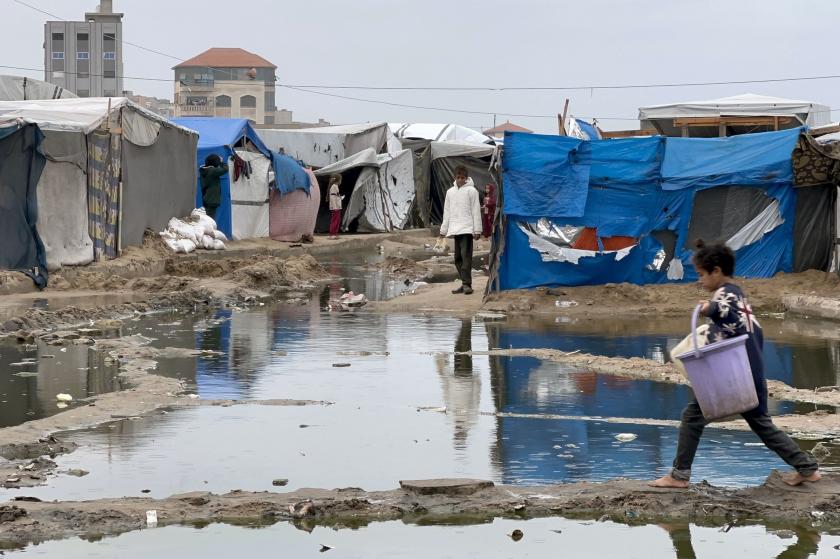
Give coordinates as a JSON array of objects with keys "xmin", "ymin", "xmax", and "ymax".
[
  {"xmin": 2, "ymin": 302, "xmax": 838, "ymax": 502},
  {"xmin": 9, "ymin": 517, "xmax": 840, "ymax": 558}
]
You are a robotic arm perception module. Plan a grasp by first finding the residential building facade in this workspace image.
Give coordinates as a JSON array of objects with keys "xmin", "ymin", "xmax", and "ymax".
[
  {"xmin": 123, "ymin": 91, "xmax": 174, "ymax": 119},
  {"xmin": 43, "ymin": 0, "xmax": 123, "ymax": 97},
  {"xmin": 173, "ymin": 48, "xmax": 277, "ymax": 124}
]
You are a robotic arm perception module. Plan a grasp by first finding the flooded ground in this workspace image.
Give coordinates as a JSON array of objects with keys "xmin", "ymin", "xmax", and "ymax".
[{"xmin": 10, "ymin": 517, "xmax": 840, "ymax": 558}]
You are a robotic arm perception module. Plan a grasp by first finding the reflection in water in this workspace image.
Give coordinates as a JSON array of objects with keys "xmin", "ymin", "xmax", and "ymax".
[
  {"xmin": 659, "ymin": 523, "xmax": 822, "ymax": 559},
  {"xmin": 435, "ymin": 319, "xmax": 481, "ymax": 450}
]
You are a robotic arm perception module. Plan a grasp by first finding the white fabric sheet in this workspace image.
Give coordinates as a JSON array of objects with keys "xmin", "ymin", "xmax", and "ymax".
[
  {"xmin": 390, "ymin": 123, "xmax": 491, "ymax": 145},
  {"xmin": 725, "ymin": 199, "xmax": 784, "ymax": 251},
  {"xmin": 257, "ymin": 123, "xmax": 388, "ymax": 168},
  {"xmin": 230, "ymin": 150, "xmax": 271, "ymax": 240},
  {"xmin": 36, "ymin": 160, "xmax": 93, "ymax": 270},
  {"xmin": 639, "ymin": 93, "xmax": 830, "ymax": 127}
]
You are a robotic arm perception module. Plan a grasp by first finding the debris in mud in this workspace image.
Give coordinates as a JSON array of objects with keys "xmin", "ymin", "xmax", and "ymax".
[
  {"xmin": 146, "ymin": 510, "xmax": 158, "ymax": 526},
  {"xmin": 272, "ymin": 479, "xmax": 289, "ymax": 487},
  {"xmin": 508, "ymin": 529, "xmax": 524, "ymax": 541},
  {"xmin": 0, "ymin": 506, "xmax": 26, "ymax": 523},
  {"xmin": 63, "ymin": 469, "xmax": 89, "ymax": 477},
  {"xmin": 812, "ymin": 442, "xmax": 831, "ymax": 462},
  {"xmin": 319, "ymin": 544, "xmax": 333, "ymax": 553},
  {"xmin": 55, "ymin": 393, "xmax": 73, "ymax": 403},
  {"xmin": 614, "ymin": 433, "xmax": 638, "ymax": 442},
  {"xmin": 332, "ymin": 363, "xmax": 351, "ymax": 368}
]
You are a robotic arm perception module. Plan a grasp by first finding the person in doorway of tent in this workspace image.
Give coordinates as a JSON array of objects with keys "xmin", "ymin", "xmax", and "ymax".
[
  {"xmin": 439, "ymin": 166, "xmax": 482, "ymax": 295},
  {"xmin": 650, "ymin": 240, "xmax": 820, "ymax": 489},
  {"xmin": 327, "ymin": 174, "xmax": 343, "ymax": 240},
  {"xmin": 482, "ymin": 182, "xmax": 497, "ymax": 238},
  {"xmin": 199, "ymin": 154, "xmax": 228, "ymax": 220}
]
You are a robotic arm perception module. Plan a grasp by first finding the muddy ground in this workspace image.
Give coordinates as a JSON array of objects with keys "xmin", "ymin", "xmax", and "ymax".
[{"xmin": 0, "ymin": 473, "xmax": 838, "ymax": 549}]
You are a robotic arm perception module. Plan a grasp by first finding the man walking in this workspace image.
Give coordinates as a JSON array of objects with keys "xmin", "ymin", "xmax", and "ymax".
[{"xmin": 439, "ymin": 166, "xmax": 482, "ymax": 295}]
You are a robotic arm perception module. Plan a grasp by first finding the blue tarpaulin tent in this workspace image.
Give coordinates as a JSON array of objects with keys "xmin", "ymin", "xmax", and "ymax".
[
  {"xmin": 171, "ymin": 118, "xmax": 271, "ymax": 238},
  {"xmin": 496, "ymin": 128, "xmax": 833, "ymax": 290}
]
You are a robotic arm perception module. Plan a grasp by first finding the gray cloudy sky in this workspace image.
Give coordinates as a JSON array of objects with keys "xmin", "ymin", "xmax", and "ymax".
[{"xmin": 5, "ymin": 0, "xmax": 840, "ymax": 133}]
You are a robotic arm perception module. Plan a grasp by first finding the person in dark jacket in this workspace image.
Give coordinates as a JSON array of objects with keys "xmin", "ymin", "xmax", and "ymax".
[{"xmin": 200, "ymin": 154, "xmax": 228, "ymax": 220}]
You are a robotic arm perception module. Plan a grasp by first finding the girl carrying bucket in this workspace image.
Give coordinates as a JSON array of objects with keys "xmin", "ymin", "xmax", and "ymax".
[{"xmin": 651, "ymin": 240, "xmax": 820, "ymax": 488}]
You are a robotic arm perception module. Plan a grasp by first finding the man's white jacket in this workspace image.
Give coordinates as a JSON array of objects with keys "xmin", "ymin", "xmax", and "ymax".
[{"xmin": 440, "ymin": 178, "xmax": 482, "ymax": 237}]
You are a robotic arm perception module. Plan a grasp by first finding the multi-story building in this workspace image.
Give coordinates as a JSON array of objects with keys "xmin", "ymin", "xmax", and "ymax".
[
  {"xmin": 43, "ymin": 0, "xmax": 123, "ymax": 97},
  {"xmin": 173, "ymin": 48, "xmax": 278, "ymax": 124},
  {"xmin": 123, "ymin": 91, "xmax": 174, "ymax": 119}
]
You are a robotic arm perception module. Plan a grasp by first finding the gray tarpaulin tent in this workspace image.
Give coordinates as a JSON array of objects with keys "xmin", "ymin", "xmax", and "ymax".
[
  {"xmin": 429, "ymin": 141, "xmax": 497, "ymax": 225},
  {"xmin": 0, "ymin": 75, "xmax": 77, "ymax": 101},
  {"xmin": 0, "ymin": 123, "xmax": 48, "ymax": 286},
  {"xmin": 0, "ymin": 98, "xmax": 197, "ymax": 270},
  {"xmin": 314, "ymin": 148, "xmax": 415, "ymax": 232},
  {"xmin": 257, "ymin": 123, "xmax": 391, "ymax": 168}
]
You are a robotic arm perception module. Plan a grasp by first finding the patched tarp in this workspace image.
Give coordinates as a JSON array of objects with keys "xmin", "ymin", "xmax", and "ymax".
[
  {"xmin": 230, "ymin": 149, "xmax": 271, "ymax": 240},
  {"xmin": 271, "ymin": 151, "xmax": 310, "ymax": 195},
  {"xmin": 0, "ymin": 123, "xmax": 47, "ymax": 286},
  {"xmin": 497, "ymin": 128, "xmax": 834, "ymax": 289},
  {"xmin": 257, "ymin": 123, "xmax": 388, "ymax": 168}
]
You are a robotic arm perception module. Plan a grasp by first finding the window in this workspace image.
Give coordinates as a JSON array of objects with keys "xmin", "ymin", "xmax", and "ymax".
[
  {"xmin": 51, "ymin": 52, "xmax": 65, "ymax": 59},
  {"xmin": 51, "ymin": 32, "xmax": 64, "ymax": 41},
  {"xmin": 103, "ymin": 32, "xmax": 116, "ymax": 78},
  {"xmin": 240, "ymin": 95, "xmax": 257, "ymax": 108},
  {"xmin": 215, "ymin": 95, "xmax": 231, "ymax": 108},
  {"xmin": 103, "ymin": 52, "xmax": 116, "ymax": 60},
  {"xmin": 77, "ymin": 52, "xmax": 90, "ymax": 59},
  {"xmin": 186, "ymin": 96, "xmax": 207, "ymax": 106}
]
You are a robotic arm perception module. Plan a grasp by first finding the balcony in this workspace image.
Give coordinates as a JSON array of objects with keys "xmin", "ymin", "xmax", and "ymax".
[
  {"xmin": 176, "ymin": 104, "xmax": 214, "ymax": 116},
  {"xmin": 178, "ymin": 79, "xmax": 215, "ymax": 90}
]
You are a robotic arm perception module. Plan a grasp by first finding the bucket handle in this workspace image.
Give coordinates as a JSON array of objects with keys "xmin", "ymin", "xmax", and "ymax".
[{"xmin": 691, "ymin": 304, "xmax": 703, "ymax": 358}]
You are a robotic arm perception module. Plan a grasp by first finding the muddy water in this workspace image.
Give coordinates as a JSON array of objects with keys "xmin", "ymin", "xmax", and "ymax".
[
  {"xmin": 10, "ymin": 517, "xmax": 840, "ymax": 558},
  {"xmin": 4, "ymin": 302, "xmax": 839, "ymax": 502},
  {"xmin": 0, "ymin": 341, "xmax": 122, "ymax": 428}
]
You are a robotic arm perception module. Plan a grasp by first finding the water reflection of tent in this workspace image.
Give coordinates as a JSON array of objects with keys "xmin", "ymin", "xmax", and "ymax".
[{"xmin": 491, "ymin": 128, "xmax": 839, "ymax": 290}]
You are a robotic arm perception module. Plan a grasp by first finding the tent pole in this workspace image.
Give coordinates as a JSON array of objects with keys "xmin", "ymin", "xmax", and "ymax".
[{"xmin": 559, "ymin": 99, "xmax": 570, "ymax": 136}]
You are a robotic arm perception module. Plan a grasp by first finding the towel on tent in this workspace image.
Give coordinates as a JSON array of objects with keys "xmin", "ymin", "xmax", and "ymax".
[{"xmin": 271, "ymin": 152, "xmax": 310, "ymax": 195}]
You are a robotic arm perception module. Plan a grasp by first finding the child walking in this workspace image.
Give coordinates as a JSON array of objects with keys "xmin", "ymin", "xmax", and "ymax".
[
  {"xmin": 651, "ymin": 240, "xmax": 820, "ymax": 488},
  {"xmin": 327, "ymin": 174, "xmax": 342, "ymax": 240}
]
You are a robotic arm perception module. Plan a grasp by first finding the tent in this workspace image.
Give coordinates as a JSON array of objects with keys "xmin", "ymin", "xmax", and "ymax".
[
  {"xmin": 0, "ymin": 75, "xmax": 77, "ymax": 101},
  {"xmin": 314, "ymin": 148, "xmax": 415, "ymax": 232},
  {"xmin": 172, "ymin": 118, "xmax": 272, "ymax": 240},
  {"xmin": 639, "ymin": 94, "xmax": 831, "ymax": 137},
  {"xmin": 0, "ymin": 98, "xmax": 198, "ymax": 271},
  {"xmin": 269, "ymin": 168, "xmax": 320, "ymax": 242},
  {"xmin": 429, "ymin": 141, "xmax": 497, "ymax": 225},
  {"xmin": 257, "ymin": 123, "xmax": 391, "ymax": 168},
  {"xmin": 0, "ymin": 123, "xmax": 48, "ymax": 286},
  {"xmin": 490, "ymin": 128, "xmax": 838, "ymax": 291},
  {"xmin": 390, "ymin": 123, "xmax": 492, "ymax": 145}
]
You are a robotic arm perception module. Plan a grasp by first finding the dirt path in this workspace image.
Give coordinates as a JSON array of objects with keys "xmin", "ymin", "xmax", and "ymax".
[
  {"xmin": 372, "ymin": 277, "xmax": 489, "ymax": 316},
  {"xmin": 1, "ymin": 473, "xmax": 838, "ymax": 549}
]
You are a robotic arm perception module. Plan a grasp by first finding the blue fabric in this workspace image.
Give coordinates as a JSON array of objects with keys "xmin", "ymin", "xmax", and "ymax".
[
  {"xmin": 170, "ymin": 118, "xmax": 271, "ymax": 238},
  {"xmin": 661, "ymin": 128, "xmax": 801, "ymax": 190},
  {"xmin": 499, "ymin": 128, "xmax": 804, "ymax": 289},
  {"xmin": 502, "ymin": 132, "xmax": 590, "ymax": 217},
  {"xmin": 271, "ymin": 152, "xmax": 310, "ymax": 195},
  {"xmin": 575, "ymin": 119, "xmax": 601, "ymax": 141}
]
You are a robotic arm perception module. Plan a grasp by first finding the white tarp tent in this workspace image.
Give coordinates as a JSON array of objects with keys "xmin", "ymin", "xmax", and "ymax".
[
  {"xmin": 0, "ymin": 97, "xmax": 197, "ymax": 270},
  {"xmin": 257, "ymin": 122, "xmax": 390, "ymax": 168},
  {"xmin": 0, "ymin": 75, "xmax": 77, "ymax": 102},
  {"xmin": 639, "ymin": 93, "xmax": 831, "ymax": 127},
  {"xmin": 315, "ymin": 148, "xmax": 415, "ymax": 232},
  {"xmin": 230, "ymin": 149, "xmax": 271, "ymax": 240},
  {"xmin": 390, "ymin": 123, "xmax": 492, "ymax": 145}
]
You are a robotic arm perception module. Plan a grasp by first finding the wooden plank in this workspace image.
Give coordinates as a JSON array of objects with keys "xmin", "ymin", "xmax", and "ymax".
[
  {"xmin": 599, "ymin": 129, "xmax": 658, "ymax": 139},
  {"xmin": 672, "ymin": 116, "xmax": 795, "ymax": 127},
  {"xmin": 559, "ymin": 98, "xmax": 570, "ymax": 136}
]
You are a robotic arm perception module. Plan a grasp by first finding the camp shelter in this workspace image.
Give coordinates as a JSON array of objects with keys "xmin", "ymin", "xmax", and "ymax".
[
  {"xmin": 0, "ymin": 97, "xmax": 198, "ymax": 271},
  {"xmin": 172, "ymin": 117, "xmax": 273, "ymax": 240},
  {"xmin": 314, "ymin": 148, "xmax": 415, "ymax": 233},
  {"xmin": 429, "ymin": 141, "xmax": 497, "ymax": 225},
  {"xmin": 269, "ymin": 168, "xmax": 320, "ymax": 242},
  {"xmin": 390, "ymin": 123, "xmax": 492, "ymax": 145},
  {"xmin": 638, "ymin": 94, "xmax": 831, "ymax": 138},
  {"xmin": 490, "ymin": 128, "xmax": 838, "ymax": 291},
  {"xmin": 0, "ymin": 122, "xmax": 48, "ymax": 286},
  {"xmin": 0, "ymin": 75, "xmax": 77, "ymax": 101},
  {"xmin": 257, "ymin": 123, "xmax": 392, "ymax": 168}
]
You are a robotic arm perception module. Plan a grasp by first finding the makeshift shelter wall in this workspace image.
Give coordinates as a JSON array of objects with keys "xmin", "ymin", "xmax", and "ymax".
[
  {"xmin": 269, "ymin": 168, "xmax": 320, "ymax": 242},
  {"xmin": 257, "ymin": 123, "xmax": 388, "ymax": 168},
  {"xmin": 497, "ymin": 129, "xmax": 810, "ymax": 290},
  {"xmin": 0, "ymin": 124, "xmax": 47, "ymax": 283},
  {"xmin": 35, "ymin": 130, "xmax": 92, "ymax": 270},
  {"xmin": 430, "ymin": 155, "xmax": 492, "ymax": 225},
  {"xmin": 230, "ymin": 149, "xmax": 271, "ymax": 240},
  {"xmin": 0, "ymin": 75, "xmax": 76, "ymax": 101},
  {"xmin": 121, "ymin": 120, "xmax": 198, "ymax": 247},
  {"xmin": 400, "ymin": 138, "xmax": 432, "ymax": 226}
]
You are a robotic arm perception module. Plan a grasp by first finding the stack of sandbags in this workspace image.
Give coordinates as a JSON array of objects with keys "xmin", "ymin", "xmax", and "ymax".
[{"xmin": 160, "ymin": 209, "xmax": 228, "ymax": 253}]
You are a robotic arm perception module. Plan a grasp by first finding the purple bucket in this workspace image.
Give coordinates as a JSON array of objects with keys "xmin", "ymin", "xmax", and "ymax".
[{"xmin": 673, "ymin": 305, "xmax": 758, "ymax": 421}]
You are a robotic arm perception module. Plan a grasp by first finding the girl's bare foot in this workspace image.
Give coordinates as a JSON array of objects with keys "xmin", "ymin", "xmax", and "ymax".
[
  {"xmin": 649, "ymin": 475, "xmax": 689, "ymax": 488},
  {"xmin": 781, "ymin": 470, "xmax": 821, "ymax": 486}
]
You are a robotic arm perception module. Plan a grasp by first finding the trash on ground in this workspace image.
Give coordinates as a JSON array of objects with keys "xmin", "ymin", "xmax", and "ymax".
[
  {"xmin": 55, "ymin": 393, "xmax": 73, "ymax": 402},
  {"xmin": 614, "ymin": 433, "xmax": 637, "ymax": 442},
  {"xmin": 146, "ymin": 510, "xmax": 157, "ymax": 526},
  {"xmin": 508, "ymin": 529, "xmax": 524, "ymax": 541}
]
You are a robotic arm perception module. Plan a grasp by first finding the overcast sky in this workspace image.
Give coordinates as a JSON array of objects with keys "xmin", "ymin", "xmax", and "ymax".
[{"xmin": 5, "ymin": 0, "xmax": 840, "ymax": 133}]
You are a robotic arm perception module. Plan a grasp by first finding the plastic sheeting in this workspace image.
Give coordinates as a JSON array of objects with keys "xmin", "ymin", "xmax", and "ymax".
[
  {"xmin": 400, "ymin": 138, "xmax": 432, "ymax": 227},
  {"xmin": 390, "ymin": 123, "xmax": 491, "ymax": 145},
  {"xmin": 0, "ymin": 75, "xmax": 76, "ymax": 101},
  {"xmin": 230, "ymin": 149, "xmax": 271, "ymax": 240},
  {"xmin": 794, "ymin": 183, "xmax": 837, "ymax": 272},
  {"xmin": 271, "ymin": 151, "xmax": 310, "ymax": 195},
  {"xmin": 172, "ymin": 118, "xmax": 271, "ymax": 239},
  {"xmin": 257, "ymin": 123, "xmax": 388, "ymax": 168},
  {"xmin": 269, "ymin": 168, "xmax": 320, "ymax": 242},
  {"xmin": 497, "ymin": 129, "xmax": 816, "ymax": 289},
  {"xmin": 36, "ymin": 160, "xmax": 92, "ymax": 270},
  {"xmin": 0, "ymin": 123, "xmax": 47, "ymax": 285},
  {"xmin": 639, "ymin": 94, "xmax": 831, "ymax": 127}
]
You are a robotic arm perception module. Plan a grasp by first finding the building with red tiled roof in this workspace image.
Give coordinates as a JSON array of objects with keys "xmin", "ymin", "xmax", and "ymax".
[
  {"xmin": 483, "ymin": 121, "xmax": 533, "ymax": 138},
  {"xmin": 173, "ymin": 48, "xmax": 278, "ymax": 124}
]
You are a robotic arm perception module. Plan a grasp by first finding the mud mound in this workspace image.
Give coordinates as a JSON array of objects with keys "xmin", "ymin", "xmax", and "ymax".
[
  {"xmin": 164, "ymin": 258, "xmax": 238, "ymax": 278},
  {"xmin": 128, "ymin": 276, "xmax": 196, "ymax": 292},
  {"xmin": 375, "ymin": 256, "xmax": 427, "ymax": 277},
  {"xmin": 229, "ymin": 255, "xmax": 329, "ymax": 289}
]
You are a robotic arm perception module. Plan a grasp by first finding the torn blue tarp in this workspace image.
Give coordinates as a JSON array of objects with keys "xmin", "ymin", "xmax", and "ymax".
[
  {"xmin": 498, "ymin": 128, "xmax": 811, "ymax": 289},
  {"xmin": 271, "ymin": 151, "xmax": 310, "ymax": 195},
  {"xmin": 575, "ymin": 119, "xmax": 601, "ymax": 141}
]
